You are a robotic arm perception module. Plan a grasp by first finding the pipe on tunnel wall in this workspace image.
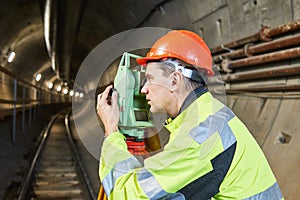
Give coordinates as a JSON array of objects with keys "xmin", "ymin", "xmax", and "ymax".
[
  {"xmin": 225, "ymin": 47, "xmax": 300, "ymax": 69},
  {"xmin": 211, "ymin": 19, "xmax": 300, "ymax": 54},
  {"xmin": 210, "ymin": 19, "xmax": 300, "ymax": 94},
  {"xmin": 40, "ymin": 0, "xmax": 87, "ymax": 84},
  {"xmin": 226, "ymin": 84, "xmax": 300, "ymax": 93},
  {"xmin": 222, "ymin": 64, "xmax": 300, "ymax": 82},
  {"xmin": 213, "ymin": 34, "xmax": 300, "ymax": 63}
]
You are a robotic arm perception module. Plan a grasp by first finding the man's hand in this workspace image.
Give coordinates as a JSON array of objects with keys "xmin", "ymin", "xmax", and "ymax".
[{"xmin": 97, "ymin": 85, "xmax": 120, "ymax": 137}]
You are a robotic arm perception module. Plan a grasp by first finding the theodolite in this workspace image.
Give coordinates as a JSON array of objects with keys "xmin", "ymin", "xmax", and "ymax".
[
  {"xmin": 113, "ymin": 52, "xmax": 154, "ymax": 155},
  {"xmin": 97, "ymin": 52, "xmax": 159, "ymax": 200}
]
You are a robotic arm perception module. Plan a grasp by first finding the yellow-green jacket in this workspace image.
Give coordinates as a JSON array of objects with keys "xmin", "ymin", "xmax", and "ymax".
[{"xmin": 99, "ymin": 88, "xmax": 283, "ymax": 200}]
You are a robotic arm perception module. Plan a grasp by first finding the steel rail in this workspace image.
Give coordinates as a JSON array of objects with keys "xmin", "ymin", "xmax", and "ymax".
[
  {"xmin": 18, "ymin": 109, "xmax": 95, "ymax": 199},
  {"xmin": 64, "ymin": 112, "xmax": 97, "ymax": 200},
  {"xmin": 17, "ymin": 110, "xmax": 64, "ymax": 200}
]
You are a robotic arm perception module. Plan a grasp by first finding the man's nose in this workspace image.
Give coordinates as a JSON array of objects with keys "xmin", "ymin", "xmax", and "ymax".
[{"xmin": 141, "ymin": 84, "xmax": 148, "ymax": 94}]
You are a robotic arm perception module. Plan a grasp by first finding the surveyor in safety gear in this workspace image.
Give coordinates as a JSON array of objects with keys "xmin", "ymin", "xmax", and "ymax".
[{"xmin": 97, "ymin": 30, "xmax": 283, "ymax": 199}]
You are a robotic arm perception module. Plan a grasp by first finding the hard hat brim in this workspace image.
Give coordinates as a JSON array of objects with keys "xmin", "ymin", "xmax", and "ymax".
[{"xmin": 136, "ymin": 55, "xmax": 166, "ymax": 66}]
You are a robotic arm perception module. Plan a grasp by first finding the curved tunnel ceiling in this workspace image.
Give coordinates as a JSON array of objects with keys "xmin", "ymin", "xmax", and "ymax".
[
  {"xmin": 2, "ymin": 0, "xmax": 298, "ymax": 94},
  {"xmin": 0, "ymin": 0, "xmax": 165, "ymax": 92}
]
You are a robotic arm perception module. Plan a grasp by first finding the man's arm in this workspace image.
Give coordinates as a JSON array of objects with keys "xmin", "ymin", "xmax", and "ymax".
[
  {"xmin": 99, "ymin": 126, "xmax": 216, "ymax": 199},
  {"xmin": 97, "ymin": 85, "xmax": 217, "ymax": 199}
]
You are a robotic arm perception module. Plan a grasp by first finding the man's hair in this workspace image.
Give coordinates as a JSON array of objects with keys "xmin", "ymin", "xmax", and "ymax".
[{"xmin": 155, "ymin": 59, "xmax": 207, "ymax": 91}]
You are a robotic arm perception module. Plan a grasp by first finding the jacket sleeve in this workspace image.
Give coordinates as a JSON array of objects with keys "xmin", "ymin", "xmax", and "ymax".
[{"xmin": 99, "ymin": 130, "xmax": 217, "ymax": 200}]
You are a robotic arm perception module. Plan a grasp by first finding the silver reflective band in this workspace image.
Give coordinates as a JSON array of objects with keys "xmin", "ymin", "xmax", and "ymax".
[
  {"xmin": 163, "ymin": 59, "xmax": 193, "ymax": 79},
  {"xmin": 137, "ymin": 168, "xmax": 169, "ymax": 199},
  {"xmin": 189, "ymin": 106, "xmax": 236, "ymax": 150},
  {"xmin": 244, "ymin": 182, "xmax": 283, "ymax": 200},
  {"xmin": 102, "ymin": 156, "xmax": 142, "ymax": 196},
  {"xmin": 175, "ymin": 65, "xmax": 193, "ymax": 79},
  {"xmin": 161, "ymin": 59, "xmax": 204, "ymax": 83}
]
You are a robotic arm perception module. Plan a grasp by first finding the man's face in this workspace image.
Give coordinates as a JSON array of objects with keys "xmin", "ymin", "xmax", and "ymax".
[{"xmin": 141, "ymin": 62, "xmax": 174, "ymax": 114}]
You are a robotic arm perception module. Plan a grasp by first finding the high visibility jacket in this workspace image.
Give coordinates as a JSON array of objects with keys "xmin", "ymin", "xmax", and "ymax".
[{"xmin": 99, "ymin": 88, "xmax": 283, "ymax": 200}]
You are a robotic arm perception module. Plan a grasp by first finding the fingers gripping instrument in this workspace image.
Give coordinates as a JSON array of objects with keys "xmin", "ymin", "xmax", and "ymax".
[{"xmin": 114, "ymin": 52, "xmax": 154, "ymax": 155}]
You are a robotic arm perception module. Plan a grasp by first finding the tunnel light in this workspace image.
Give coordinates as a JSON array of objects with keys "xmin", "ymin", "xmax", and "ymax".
[
  {"xmin": 63, "ymin": 88, "xmax": 68, "ymax": 95},
  {"xmin": 56, "ymin": 85, "xmax": 62, "ymax": 92},
  {"xmin": 69, "ymin": 90, "xmax": 74, "ymax": 96},
  {"xmin": 79, "ymin": 93, "xmax": 84, "ymax": 98},
  {"xmin": 35, "ymin": 73, "xmax": 42, "ymax": 81},
  {"xmin": 7, "ymin": 52, "xmax": 15, "ymax": 63},
  {"xmin": 75, "ymin": 92, "xmax": 79, "ymax": 97},
  {"xmin": 47, "ymin": 82, "xmax": 53, "ymax": 89}
]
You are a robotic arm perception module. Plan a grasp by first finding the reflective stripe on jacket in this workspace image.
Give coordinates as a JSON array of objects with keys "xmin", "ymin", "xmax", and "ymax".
[{"xmin": 99, "ymin": 89, "xmax": 283, "ymax": 200}]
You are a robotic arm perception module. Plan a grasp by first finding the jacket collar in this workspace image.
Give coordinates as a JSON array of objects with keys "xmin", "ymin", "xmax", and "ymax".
[
  {"xmin": 165, "ymin": 86, "xmax": 208, "ymax": 128},
  {"xmin": 179, "ymin": 86, "xmax": 208, "ymax": 114}
]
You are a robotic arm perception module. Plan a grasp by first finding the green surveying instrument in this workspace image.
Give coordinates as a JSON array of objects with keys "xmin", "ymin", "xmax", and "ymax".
[{"xmin": 113, "ymin": 52, "xmax": 154, "ymax": 154}]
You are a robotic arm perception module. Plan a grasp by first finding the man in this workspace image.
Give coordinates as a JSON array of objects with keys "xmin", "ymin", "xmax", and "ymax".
[{"xmin": 97, "ymin": 30, "xmax": 283, "ymax": 199}]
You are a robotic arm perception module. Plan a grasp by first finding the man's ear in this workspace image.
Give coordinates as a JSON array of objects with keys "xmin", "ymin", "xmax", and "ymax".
[{"xmin": 171, "ymin": 71, "xmax": 184, "ymax": 91}]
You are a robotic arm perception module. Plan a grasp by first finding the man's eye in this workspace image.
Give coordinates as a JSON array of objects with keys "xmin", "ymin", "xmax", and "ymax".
[
  {"xmin": 141, "ymin": 78, "xmax": 148, "ymax": 85},
  {"xmin": 141, "ymin": 77, "xmax": 152, "ymax": 86}
]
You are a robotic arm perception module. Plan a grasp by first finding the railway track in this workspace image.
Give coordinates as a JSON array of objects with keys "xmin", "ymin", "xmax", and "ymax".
[{"xmin": 18, "ymin": 109, "xmax": 96, "ymax": 200}]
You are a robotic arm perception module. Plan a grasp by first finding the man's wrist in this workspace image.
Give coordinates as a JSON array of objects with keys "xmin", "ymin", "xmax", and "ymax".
[
  {"xmin": 105, "ymin": 128, "xmax": 119, "ymax": 137},
  {"xmin": 104, "ymin": 131, "xmax": 125, "ymax": 143}
]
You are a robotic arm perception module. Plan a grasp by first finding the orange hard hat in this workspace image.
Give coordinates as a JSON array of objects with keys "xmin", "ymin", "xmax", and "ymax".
[{"xmin": 136, "ymin": 30, "xmax": 214, "ymax": 76}]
